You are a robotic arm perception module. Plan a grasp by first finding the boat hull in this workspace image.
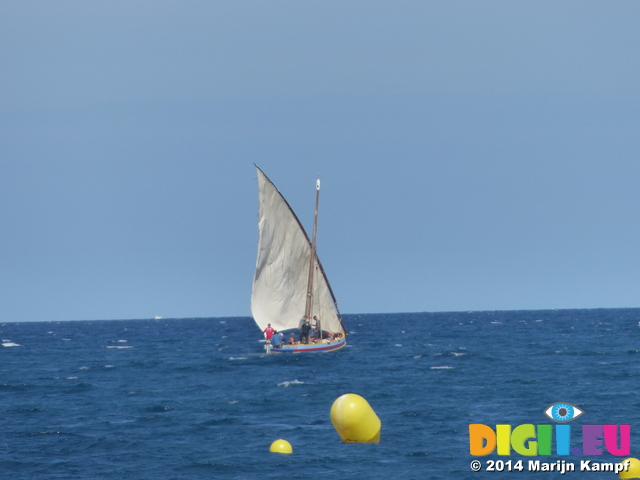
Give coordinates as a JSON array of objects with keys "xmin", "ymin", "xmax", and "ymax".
[{"xmin": 266, "ymin": 337, "xmax": 346, "ymax": 353}]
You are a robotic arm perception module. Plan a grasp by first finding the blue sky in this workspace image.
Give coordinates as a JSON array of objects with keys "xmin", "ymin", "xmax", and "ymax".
[{"xmin": 2, "ymin": 1, "xmax": 639, "ymax": 322}]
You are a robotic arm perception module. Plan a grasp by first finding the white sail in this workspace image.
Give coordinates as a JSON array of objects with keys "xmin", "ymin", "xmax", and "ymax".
[{"xmin": 251, "ymin": 167, "xmax": 344, "ymax": 335}]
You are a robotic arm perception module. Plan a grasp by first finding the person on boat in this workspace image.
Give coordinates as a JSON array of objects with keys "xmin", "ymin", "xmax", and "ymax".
[
  {"xmin": 263, "ymin": 323, "xmax": 275, "ymax": 343},
  {"xmin": 310, "ymin": 324, "xmax": 316, "ymax": 341},
  {"xmin": 299, "ymin": 320, "xmax": 311, "ymax": 344},
  {"xmin": 312, "ymin": 315, "xmax": 323, "ymax": 341},
  {"xmin": 288, "ymin": 332, "xmax": 297, "ymax": 345},
  {"xmin": 271, "ymin": 330, "xmax": 282, "ymax": 348}
]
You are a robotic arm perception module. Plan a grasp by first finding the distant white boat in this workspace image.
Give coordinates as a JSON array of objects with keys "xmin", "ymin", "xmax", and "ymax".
[{"xmin": 154, "ymin": 316, "xmax": 162, "ymax": 320}]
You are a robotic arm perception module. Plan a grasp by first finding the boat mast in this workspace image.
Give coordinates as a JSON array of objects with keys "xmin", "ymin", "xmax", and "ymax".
[{"xmin": 304, "ymin": 176, "xmax": 320, "ymax": 323}]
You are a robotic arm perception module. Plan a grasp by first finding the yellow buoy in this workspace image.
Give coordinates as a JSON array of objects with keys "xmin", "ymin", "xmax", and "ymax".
[
  {"xmin": 269, "ymin": 439, "xmax": 292, "ymax": 454},
  {"xmin": 330, "ymin": 393, "xmax": 381, "ymax": 443},
  {"xmin": 619, "ymin": 457, "xmax": 640, "ymax": 478}
]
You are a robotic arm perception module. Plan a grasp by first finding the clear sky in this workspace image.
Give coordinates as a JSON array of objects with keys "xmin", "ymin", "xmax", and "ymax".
[{"xmin": 2, "ymin": 1, "xmax": 639, "ymax": 322}]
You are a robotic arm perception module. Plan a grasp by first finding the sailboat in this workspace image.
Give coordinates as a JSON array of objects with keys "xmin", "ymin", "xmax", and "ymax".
[{"xmin": 251, "ymin": 166, "xmax": 347, "ymax": 353}]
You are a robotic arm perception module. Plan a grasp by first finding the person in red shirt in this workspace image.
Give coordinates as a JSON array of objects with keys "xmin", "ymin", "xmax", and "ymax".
[{"xmin": 263, "ymin": 323, "xmax": 275, "ymax": 343}]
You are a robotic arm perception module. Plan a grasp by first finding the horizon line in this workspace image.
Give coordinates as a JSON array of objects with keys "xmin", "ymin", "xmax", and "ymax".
[{"xmin": 3, "ymin": 305, "xmax": 639, "ymax": 324}]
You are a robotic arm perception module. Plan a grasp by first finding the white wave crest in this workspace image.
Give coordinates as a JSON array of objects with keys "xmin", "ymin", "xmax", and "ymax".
[{"xmin": 277, "ymin": 380, "xmax": 305, "ymax": 387}]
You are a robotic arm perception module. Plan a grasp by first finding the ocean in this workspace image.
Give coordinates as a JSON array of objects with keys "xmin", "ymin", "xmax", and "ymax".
[{"xmin": 1, "ymin": 308, "xmax": 639, "ymax": 479}]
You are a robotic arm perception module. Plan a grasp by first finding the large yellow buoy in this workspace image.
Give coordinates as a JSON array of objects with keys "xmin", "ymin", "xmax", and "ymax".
[
  {"xmin": 619, "ymin": 457, "xmax": 640, "ymax": 478},
  {"xmin": 269, "ymin": 439, "xmax": 292, "ymax": 454},
  {"xmin": 330, "ymin": 393, "xmax": 381, "ymax": 443}
]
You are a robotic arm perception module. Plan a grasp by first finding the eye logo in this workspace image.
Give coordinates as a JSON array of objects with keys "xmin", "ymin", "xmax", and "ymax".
[{"xmin": 543, "ymin": 402, "xmax": 584, "ymax": 423}]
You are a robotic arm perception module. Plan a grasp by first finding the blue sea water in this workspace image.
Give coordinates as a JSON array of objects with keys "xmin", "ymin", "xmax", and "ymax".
[{"xmin": 1, "ymin": 308, "xmax": 639, "ymax": 479}]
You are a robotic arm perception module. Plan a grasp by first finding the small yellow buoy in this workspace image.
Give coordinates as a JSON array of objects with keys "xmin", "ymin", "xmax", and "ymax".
[
  {"xmin": 269, "ymin": 439, "xmax": 292, "ymax": 454},
  {"xmin": 330, "ymin": 393, "xmax": 381, "ymax": 443},
  {"xmin": 619, "ymin": 457, "xmax": 640, "ymax": 478}
]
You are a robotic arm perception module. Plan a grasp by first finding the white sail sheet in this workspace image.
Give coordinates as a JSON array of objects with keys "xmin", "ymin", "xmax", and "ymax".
[{"xmin": 251, "ymin": 167, "xmax": 344, "ymax": 335}]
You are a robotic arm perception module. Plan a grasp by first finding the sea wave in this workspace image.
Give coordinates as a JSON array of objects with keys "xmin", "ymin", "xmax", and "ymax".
[{"xmin": 277, "ymin": 380, "xmax": 306, "ymax": 387}]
